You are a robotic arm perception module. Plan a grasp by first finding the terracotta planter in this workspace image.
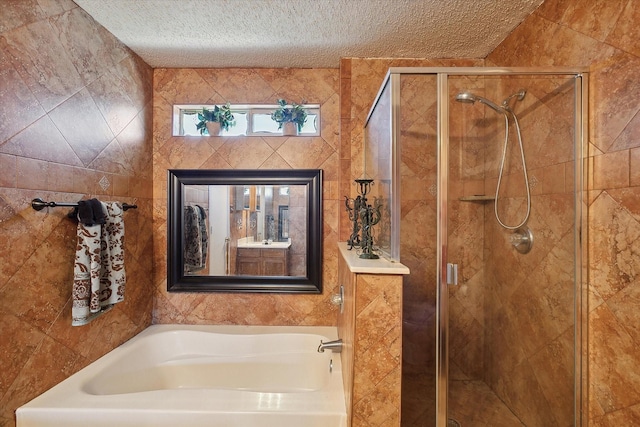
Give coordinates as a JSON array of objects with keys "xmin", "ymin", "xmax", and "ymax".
[
  {"xmin": 281, "ymin": 122, "xmax": 298, "ymax": 136},
  {"xmin": 205, "ymin": 121, "xmax": 221, "ymax": 136}
]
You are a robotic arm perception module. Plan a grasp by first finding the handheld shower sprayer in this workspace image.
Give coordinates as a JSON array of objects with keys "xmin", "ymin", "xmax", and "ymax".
[
  {"xmin": 455, "ymin": 89, "xmax": 526, "ymax": 113},
  {"xmin": 454, "ymin": 92, "xmax": 504, "ymax": 115},
  {"xmin": 455, "ymin": 89, "xmax": 531, "ymax": 232}
]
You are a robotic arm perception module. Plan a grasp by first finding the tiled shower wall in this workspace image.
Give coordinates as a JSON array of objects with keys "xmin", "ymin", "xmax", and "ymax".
[
  {"xmin": 0, "ymin": 1, "xmax": 154, "ymax": 425},
  {"xmin": 488, "ymin": 0, "xmax": 640, "ymax": 424},
  {"xmin": 455, "ymin": 75, "xmax": 578, "ymax": 426},
  {"xmin": 152, "ymin": 68, "xmax": 341, "ymax": 325}
]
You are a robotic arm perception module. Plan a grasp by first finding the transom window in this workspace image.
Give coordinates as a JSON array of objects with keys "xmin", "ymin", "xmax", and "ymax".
[{"xmin": 173, "ymin": 104, "xmax": 320, "ymax": 137}]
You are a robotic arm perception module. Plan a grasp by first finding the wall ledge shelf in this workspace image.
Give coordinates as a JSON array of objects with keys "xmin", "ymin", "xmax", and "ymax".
[
  {"xmin": 458, "ymin": 195, "xmax": 495, "ymax": 202},
  {"xmin": 338, "ymin": 242, "xmax": 410, "ymax": 275}
]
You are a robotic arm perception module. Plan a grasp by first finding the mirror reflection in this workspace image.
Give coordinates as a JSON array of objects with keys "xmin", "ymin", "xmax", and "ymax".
[
  {"xmin": 167, "ymin": 169, "xmax": 322, "ymax": 293},
  {"xmin": 183, "ymin": 184, "xmax": 307, "ymax": 277}
]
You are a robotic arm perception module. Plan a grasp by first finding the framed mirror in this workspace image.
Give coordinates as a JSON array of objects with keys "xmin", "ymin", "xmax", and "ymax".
[{"xmin": 168, "ymin": 169, "xmax": 323, "ymax": 293}]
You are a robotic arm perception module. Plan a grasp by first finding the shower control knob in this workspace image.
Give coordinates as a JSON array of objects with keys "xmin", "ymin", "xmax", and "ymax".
[
  {"xmin": 330, "ymin": 285, "xmax": 345, "ymax": 313},
  {"xmin": 330, "ymin": 293, "xmax": 342, "ymax": 305},
  {"xmin": 511, "ymin": 227, "xmax": 534, "ymax": 254}
]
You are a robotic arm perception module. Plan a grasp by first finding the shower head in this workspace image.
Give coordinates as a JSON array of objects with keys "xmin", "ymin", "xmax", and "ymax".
[
  {"xmin": 455, "ymin": 91, "xmax": 504, "ymax": 115},
  {"xmin": 455, "ymin": 92, "xmax": 477, "ymax": 104}
]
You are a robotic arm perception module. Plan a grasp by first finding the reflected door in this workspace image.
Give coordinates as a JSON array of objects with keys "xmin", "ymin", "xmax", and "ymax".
[{"xmin": 209, "ymin": 185, "xmax": 230, "ymax": 275}]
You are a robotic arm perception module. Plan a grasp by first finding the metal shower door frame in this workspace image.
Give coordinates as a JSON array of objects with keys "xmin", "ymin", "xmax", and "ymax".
[
  {"xmin": 366, "ymin": 66, "xmax": 588, "ymax": 427},
  {"xmin": 431, "ymin": 67, "xmax": 589, "ymax": 427}
]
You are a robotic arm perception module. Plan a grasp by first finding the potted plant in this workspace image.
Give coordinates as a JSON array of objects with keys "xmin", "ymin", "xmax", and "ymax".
[
  {"xmin": 195, "ymin": 103, "xmax": 236, "ymax": 136},
  {"xmin": 270, "ymin": 99, "xmax": 308, "ymax": 136}
]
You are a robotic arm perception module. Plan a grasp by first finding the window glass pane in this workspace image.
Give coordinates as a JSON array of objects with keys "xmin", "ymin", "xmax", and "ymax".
[
  {"xmin": 252, "ymin": 113, "xmax": 281, "ymax": 134},
  {"xmin": 173, "ymin": 105, "xmax": 320, "ymax": 137},
  {"xmin": 181, "ymin": 111, "xmax": 248, "ymax": 136},
  {"xmin": 224, "ymin": 112, "xmax": 247, "ymax": 136},
  {"xmin": 301, "ymin": 114, "xmax": 318, "ymax": 134},
  {"xmin": 181, "ymin": 111, "xmax": 200, "ymax": 136}
]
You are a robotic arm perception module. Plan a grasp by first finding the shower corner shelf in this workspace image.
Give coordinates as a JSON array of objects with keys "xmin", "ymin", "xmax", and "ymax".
[{"xmin": 458, "ymin": 195, "xmax": 495, "ymax": 202}]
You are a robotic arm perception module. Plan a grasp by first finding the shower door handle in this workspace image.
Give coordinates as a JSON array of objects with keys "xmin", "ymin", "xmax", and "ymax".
[{"xmin": 447, "ymin": 263, "xmax": 458, "ymax": 286}]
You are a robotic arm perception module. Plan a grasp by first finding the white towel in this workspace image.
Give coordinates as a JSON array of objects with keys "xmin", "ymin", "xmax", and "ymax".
[{"xmin": 72, "ymin": 202, "xmax": 126, "ymax": 326}]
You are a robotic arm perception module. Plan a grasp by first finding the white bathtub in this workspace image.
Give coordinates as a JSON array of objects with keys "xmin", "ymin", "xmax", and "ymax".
[{"xmin": 17, "ymin": 325, "xmax": 347, "ymax": 427}]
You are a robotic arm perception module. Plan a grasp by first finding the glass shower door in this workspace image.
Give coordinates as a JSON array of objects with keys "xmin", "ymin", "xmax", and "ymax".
[
  {"xmin": 444, "ymin": 73, "xmax": 585, "ymax": 427},
  {"xmin": 396, "ymin": 73, "xmax": 440, "ymax": 426}
]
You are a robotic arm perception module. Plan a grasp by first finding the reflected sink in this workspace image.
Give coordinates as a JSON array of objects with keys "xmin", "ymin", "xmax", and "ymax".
[{"xmin": 237, "ymin": 240, "xmax": 291, "ymax": 249}]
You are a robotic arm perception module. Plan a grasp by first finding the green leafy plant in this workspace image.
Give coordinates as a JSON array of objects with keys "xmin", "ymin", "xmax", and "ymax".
[
  {"xmin": 270, "ymin": 99, "xmax": 308, "ymax": 131},
  {"xmin": 195, "ymin": 104, "xmax": 236, "ymax": 134}
]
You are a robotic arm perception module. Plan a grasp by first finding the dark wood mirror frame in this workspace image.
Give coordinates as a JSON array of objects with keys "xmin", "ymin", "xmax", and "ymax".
[{"xmin": 168, "ymin": 169, "xmax": 323, "ymax": 293}]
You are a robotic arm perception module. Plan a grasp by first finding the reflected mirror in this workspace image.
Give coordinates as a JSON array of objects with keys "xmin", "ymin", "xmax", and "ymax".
[{"xmin": 168, "ymin": 169, "xmax": 322, "ymax": 293}]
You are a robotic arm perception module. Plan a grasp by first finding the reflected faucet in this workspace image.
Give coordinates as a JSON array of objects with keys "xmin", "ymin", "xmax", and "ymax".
[{"xmin": 318, "ymin": 339, "xmax": 343, "ymax": 353}]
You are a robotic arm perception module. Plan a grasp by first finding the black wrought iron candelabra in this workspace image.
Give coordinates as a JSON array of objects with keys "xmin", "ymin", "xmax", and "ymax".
[
  {"xmin": 345, "ymin": 194, "xmax": 363, "ymax": 249},
  {"xmin": 344, "ymin": 178, "xmax": 382, "ymax": 259}
]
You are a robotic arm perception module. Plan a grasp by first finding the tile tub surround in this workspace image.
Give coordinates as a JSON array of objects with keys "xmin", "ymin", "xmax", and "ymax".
[
  {"xmin": 0, "ymin": 1, "xmax": 154, "ymax": 426},
  {"xmin": 152, "ymin": 67, "xmax": 341, "ymax": 325},
  {"xmin": 337, "ymin": 243, "xmax": 409, "ymax": 427}
]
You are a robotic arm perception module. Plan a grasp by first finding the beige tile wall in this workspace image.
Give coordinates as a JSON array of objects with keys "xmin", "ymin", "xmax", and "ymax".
[
  {"xmin": 0, "ymin": 1, "xmax": 154, "ymax": 425},
  {"xmin": 488, "ymin": 0, "xmax": 640, "ymax": 424},
  {"xmin": 152, "ymin": 68, "xmax": 341, "ymax": 325},
  {"xmin": 351, "ymin": 272, "xmax": 403, "ymax": 426},
  {"xmin": 338, "ymin": 253, "xmax": 356, "ymax": 424},
  {"xmin": 337, "ymin": 247, "xmax": 404, "ymax": 427}
]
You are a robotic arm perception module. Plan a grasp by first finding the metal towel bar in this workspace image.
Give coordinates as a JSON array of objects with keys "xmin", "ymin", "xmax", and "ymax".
[{"xmin": 31, "ymin": 198, "xmax": 137, "ymax": 212}]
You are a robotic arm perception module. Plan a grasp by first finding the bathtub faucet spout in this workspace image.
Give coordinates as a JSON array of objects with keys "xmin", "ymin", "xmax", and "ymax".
[{"xmin": 318, "ymin": 339, "xmax": 343, "ymax": 353}]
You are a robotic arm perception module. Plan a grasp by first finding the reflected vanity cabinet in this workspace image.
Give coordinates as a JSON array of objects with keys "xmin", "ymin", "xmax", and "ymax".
[{"xmin": 236, "ymin": 247, "xmax": 289, "ymax": 276}]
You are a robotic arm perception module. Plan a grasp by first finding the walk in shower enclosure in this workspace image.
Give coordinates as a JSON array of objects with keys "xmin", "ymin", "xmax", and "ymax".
[{"xmin": 363, "ymin": 68, "xmax": 588, "ymax": 426}]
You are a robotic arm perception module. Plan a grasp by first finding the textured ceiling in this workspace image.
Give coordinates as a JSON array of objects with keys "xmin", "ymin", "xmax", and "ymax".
[{"xmin": 75, "ymin": 0, "xmax": 544, "ymax": 69}]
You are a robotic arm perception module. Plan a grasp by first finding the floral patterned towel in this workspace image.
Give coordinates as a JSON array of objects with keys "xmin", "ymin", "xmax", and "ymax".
[
  {"xmin": 72, "ymin": 202, "xmax": 126, "ymax": 326},
  {"xmin": 184, "ymin": 205, "xmax": 208, "ymax": 273}
]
